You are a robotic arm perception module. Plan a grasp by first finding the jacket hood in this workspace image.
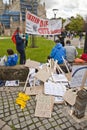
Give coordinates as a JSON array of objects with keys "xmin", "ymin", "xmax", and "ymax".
[{"xmin": 55, "ymin": 43, "xmax": 62, "ymax": 49}]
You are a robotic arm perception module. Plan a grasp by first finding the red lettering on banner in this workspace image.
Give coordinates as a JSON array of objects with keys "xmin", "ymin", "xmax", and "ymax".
[
  {"xmin": 51, "ymin": 29, "xmax": 61, "ymax": 34},
  {"xmin": 40, "ymin": 20, "xmax": 48, "ymax": 27},
  {"xmin": 27, "ymin": 13, "xmax": 40, "ymax": 24},
  {"xmin": 38, "ymin": 28, "xmax": 50, "ymax": 34}
]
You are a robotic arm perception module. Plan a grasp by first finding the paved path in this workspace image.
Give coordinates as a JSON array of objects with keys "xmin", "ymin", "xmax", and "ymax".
[
  {"xmin": 65, "ymin": 37, "xmax": 85, "ymax": 48},
  {"xmin": 48, "ymin": 36, "xmax": 85, "ymax": 48},
  {"xmin": 0, "ymin": 86, "xmax": 87, "ymax": 130}
]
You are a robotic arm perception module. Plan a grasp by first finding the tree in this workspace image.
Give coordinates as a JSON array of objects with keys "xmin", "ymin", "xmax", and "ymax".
[{"xmin": 66, "ymin": 15, "xmax": 84, "ymax": 33}]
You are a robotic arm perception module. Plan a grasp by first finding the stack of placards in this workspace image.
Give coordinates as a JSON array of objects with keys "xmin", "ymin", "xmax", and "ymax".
[{"xmin": 24, "ymin": 60, "xmax": 71, "ymax": 118}]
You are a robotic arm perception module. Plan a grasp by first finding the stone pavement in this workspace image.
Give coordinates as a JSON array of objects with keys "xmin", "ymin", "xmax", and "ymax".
[
  {"xmin": 0, "ymin": 86, "xmax": 87, "ymax": 130},
  {"xmin": 48, "ymin": 36, "xmax": 85, "ymax": 48}
]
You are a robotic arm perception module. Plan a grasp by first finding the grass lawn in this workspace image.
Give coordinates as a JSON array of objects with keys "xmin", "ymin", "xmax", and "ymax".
[
  {"xmin": 0, "ymin": 36, "xmax": 55, "ymax": 63},
  {"xmin": 0, "ymin": 36, "xmax": 83, "ymax": 63}
]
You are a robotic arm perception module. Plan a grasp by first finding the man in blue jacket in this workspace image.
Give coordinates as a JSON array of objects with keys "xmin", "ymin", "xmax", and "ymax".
[{"xmin": 49, "ymin": 37, "xmax": 66, "ymax": 64}]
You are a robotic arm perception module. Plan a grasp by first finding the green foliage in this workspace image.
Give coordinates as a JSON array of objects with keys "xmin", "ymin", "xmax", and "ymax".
[
  {"xmin": 66, "ymin": 15, "xmax": 84, "ymax": 33},
  {"xmin": 77, "ymin": 47, "xmax": 84, "ymax": 57},
  {"xmin": 10, "ymin": 125, "xmax": 16, "ymax": 130},
  {"xmin": 0, "ymin": 38, "xmax": 16, "ymax": 56}
]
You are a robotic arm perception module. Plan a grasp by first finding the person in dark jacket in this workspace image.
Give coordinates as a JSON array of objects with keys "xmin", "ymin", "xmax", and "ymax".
[
  {"xmin": 15, "ymin": 27, "xmax": 26, "ymax": 64},
  {"xmin": 58, "ymin": 29, "xmax": 66, "ymax": 46}
]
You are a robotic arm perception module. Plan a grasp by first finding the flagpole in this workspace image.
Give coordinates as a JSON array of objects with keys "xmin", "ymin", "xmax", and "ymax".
[
  {"xmin": 84, "ymin": 16, "xmax": 87, "ymax": 53},
  {"xmin": 52, "ymin": 9, "xmax": 58, "ymax": 41},
  {"xmin": 25, "ymin": 8, "xmax": 27, "ymax": 34}
]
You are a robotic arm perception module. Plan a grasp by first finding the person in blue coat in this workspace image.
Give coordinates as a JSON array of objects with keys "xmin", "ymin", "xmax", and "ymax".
[
  {"xmin": 49, "ymin": 37, "xmax": 66, "ymax": 64},
  {"xmin": 5, "ymin": 49, "xmax": 18, "ymax": 66}
]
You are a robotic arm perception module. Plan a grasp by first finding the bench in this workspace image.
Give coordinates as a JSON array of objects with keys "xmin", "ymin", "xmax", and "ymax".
[{"xmin": 0, "ymin": 65, "xmax": 29, "ymax": 82}]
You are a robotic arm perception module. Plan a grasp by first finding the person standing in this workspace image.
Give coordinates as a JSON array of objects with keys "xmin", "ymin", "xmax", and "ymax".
[
  {"xmin": 15, "ymin": 27, "xmax": 26, "ymax": 64},
  {"xmin": 79, "ymin": 32, "xmax": 83, "ymax": 41},
  {"xmin": 58, "ymin": 29, "xmax": 66, "ymax": 46},
  {"xmin": 78, "ymin": 32, "xmax": 83, "ymax": 48}
]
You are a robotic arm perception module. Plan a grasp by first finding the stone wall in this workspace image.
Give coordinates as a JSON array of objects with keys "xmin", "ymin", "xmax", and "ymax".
[{"xmin": 0, "ymin": 65, "xmax": 29, "ymax": 82}]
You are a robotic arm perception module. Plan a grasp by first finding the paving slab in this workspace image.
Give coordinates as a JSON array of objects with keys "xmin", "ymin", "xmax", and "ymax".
[{"xmin": 0, "ymin": 86, "xmax": 87, "ymax": 130}]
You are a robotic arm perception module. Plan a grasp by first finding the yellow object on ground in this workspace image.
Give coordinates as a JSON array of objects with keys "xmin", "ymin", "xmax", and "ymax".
[{"xmin": 16, "ymin": 92, "xmax": 30, "ymax": 109}]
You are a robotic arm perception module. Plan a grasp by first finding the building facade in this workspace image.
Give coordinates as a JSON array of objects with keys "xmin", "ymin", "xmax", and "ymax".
[{"xmin": 0, "ymin": 0, "xmax": 46, "ymax": 35}]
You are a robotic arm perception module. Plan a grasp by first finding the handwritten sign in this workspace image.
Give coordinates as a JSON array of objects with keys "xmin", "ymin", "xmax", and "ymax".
[{"xmin": 35, "ymin": 94, "xmax": 54, "ymax": 118}]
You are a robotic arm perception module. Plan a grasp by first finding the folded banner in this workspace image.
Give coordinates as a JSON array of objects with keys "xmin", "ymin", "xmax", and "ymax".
[
  {"xmin": 26, "ymin": 11, "xmax": 62, "ymax": 35},
  {"xmin": 11, "ymin": 30, "xmax": 17, "ymax": 44}
]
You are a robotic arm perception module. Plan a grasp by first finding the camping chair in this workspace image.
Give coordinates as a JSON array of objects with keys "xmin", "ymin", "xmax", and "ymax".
[{"xmin": 71, "ymin": 66, "xmax": 87, "ymax": 90}]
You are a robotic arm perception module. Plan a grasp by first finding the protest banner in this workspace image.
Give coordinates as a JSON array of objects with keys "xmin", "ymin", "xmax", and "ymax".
[{"xmin": 26, "ymin": 11, "xmax": 62, "ymax": 35}]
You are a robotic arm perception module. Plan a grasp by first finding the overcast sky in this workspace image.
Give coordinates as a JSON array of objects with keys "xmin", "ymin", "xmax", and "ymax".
[
  {"xmin": 41, "ymin": 0, "xmax": 87, "ymax": 19},
  {"xmin": 3, "ymin": 0, "xmax": 87, "ymax": 19}
]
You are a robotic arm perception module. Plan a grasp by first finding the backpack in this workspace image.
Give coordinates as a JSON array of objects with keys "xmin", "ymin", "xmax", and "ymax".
[{"xmin": 80, "ymin": 53, "xmax": 87, "ymax": 61}]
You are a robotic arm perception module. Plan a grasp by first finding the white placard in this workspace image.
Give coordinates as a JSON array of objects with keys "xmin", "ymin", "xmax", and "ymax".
[
  {"xmin": 44, "ymin": 81, "xmax": 66, "ymax": 96},
  {"xmin": 52, "ymin": 74, "xmax": 68, "ymax": 82},
  {"xmin": 5, "ymin": 80, "xmax": 19, "ymax": 86}
]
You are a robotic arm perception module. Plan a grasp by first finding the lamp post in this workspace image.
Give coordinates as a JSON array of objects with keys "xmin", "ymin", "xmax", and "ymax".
[
  {"xmin": 84, "ymin": 16, "xmax": 87, "ymax": 53},
  {"xmin": 52, "ymin": 9, "xmax": 58, "ymax": 19},
  {"xmin": 30, "ymin": 0, "xmax": 35, "ymax": 48},
  {"xmin": 52, "ymin": 9, "xmax": 58, "ymax": 41}
]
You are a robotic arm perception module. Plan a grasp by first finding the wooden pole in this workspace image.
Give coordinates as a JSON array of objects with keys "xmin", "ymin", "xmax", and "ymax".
[{"xmin": 80, "ymin": 70, "xmax": 87, "ymax": 90}]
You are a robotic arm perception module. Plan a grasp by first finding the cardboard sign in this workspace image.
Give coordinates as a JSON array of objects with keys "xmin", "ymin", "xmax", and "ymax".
[
  {"xmin": 25, "ymin": 59, "xmax": 40, "ymax": 69},
  {"xmin": 35, "ymin": 94, "xmax": 54, "ymax": 118},
  {"xmin": 25, "ymin": 86, "xmax": 43, "ymax": 95},
  {"xmin": 63, "ymin": 89, "xmax": 77, "ymax": 106},
  {"xmin": 35, "ymin": 69, "xmax": 51, "ymax": 82}
]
